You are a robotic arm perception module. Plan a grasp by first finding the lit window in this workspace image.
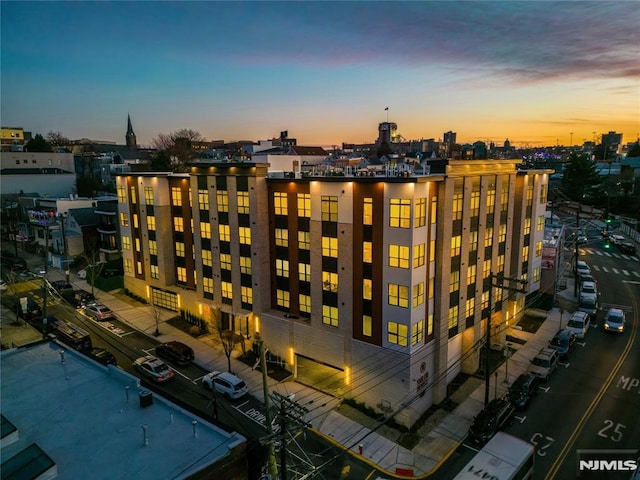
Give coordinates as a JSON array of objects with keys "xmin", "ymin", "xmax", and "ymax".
[
  {"xmin": 501, "ymin": 185, "xmax": 509, "ymax": 211},
  {"xmin": 485, "ymin": 227, "xmax": 493, "ymax": 247},
  {"xmin": 470, "ymin": 231, "xmax": 478, "ymax": 251},
  {"xmin": 198, "ymin": 189, "xmax": 209, "ymax": 210},
  {"xmin": 147, "ymin": 216, "xmax": 156, "ymax": 231},
  {"xmin": 145, "ymin": 187, "xmax": 154, "ymax": 205},
  {"xmin": 135, "ymin": 238, "xmax": 141, "ymax": 252},
  {"xmin": 121, "ymin": 235, "xmax": 130, "ymax": 250},
  {"xmin": 536, "ymin": 241, "xmax": 543, "ymax": 257},
  {"xmin": 363, "ymin": 279, "xmax": 372, "ymax": 300},
  {"xmin": 276, "ymin": 258, "xmax": 289, "ymax": 277},
  {"xmin": 537, "ymin": 215, "xmax": 545, "ymax": 231},
  {"xmin": 524, "ymin": 218, "xmax": 531, "ymax": 236},
  {"xmin": 467, "ymin": 264, "xmax": 476, "ymax": 285},
  {"xmin": 322, "ymin": 305, "xmax": 338, "ymax": 327},
  {"xmin": 216, "ymin": 190, "xmax": 229, "ymax": 212},
  {"xmin": 429, "ymin": 239, "xmax": 436, "ymax": 262},
  {"xmin": 219, "ymin": 224, "xmax": 230, "ymax": 242},
  {"xmin": 533, "ymin": 267, "xmax": 541, "ymax": 282},
  {"xmin": 482, "ymin": 291, "xmax": 489, "ymax": 310},
  {"xmin": 239, "ymin": 226, "xmax": 251, "ymax": 245},
  {"xmin": 298, "ymin": 231, "xmax": 310, "ymax": 250},
  {"xmin": 177, "ymin": 267, "xmax": 187, "ymax": 282},
  {"xmin": 363, "ymin": 241, "xmax": 372, "ymax": 263},
  {"xmin": 413, "ymin": 282, "xmax": 425, "ymax": 307},
  {"xmin": 237, "ymin": 191, "xmax": 249, "ymax": 214},
  {"xmin": 497, "ymin": 254, "xmax": 505, "ymax": 273},
  {"xmin": 202, "ymin": 250, "xmax": 212, "ymax": 267},
  {"xmin": 299, "ymin": 294, "xmax": 311, "ymax": 313},
  {"xmin": 483, "ymin": 260, "xmax": 491, "ymax": 278},
  {"xmin": 526, "ymin": 185, "xmax": 534, "ymax": 206},
  {"xmin": 363, "ymin": 315, "xmax": 372, "ymax": 336},
  {"xmin": 149, "ymin": 240, "xmax": 157, "ymax": 255},
  {"xmin": 389, "ymin": 198, "xmax": 411, "ymax": 228},
  {"xmin": 173, "ymin": 217, "xmax": 184, "ymax": 232},
  {"xmin": 171, "ymin": 187, "xmax": 182, "ymax": 206},
  {"xmin": 448, "ymin": 305, "xmax": 459, "ymax": 329},
  {"xmin": 132, "ymin": 214, "xmax": 139, "ymax": 229},
  {"xmin": 297, "ymin": 193, "xmax": 310, "ymax": 217},
  {"xmin": 240, "ymin": 256, "xmax": 251, "ymax": 274},
  {"xmin": 388, "ymin": 321, "xmax": 408, "ymax": 346},
  {"xmin": 150, "ymin": 265, "xmax": 159, "ymax": 279},
  {"xmin": 363, "ymin": 198, "xmax": 373, "ymax": 225},
  {"xmin": 415, "ymin": 198, "xmax": 427, "ymax": 227},
  {"xmin": 298, "ymin": 263, "xmax": 310, "ymax": 282},
  {"xmin": 124, "ymin": 258, "xmax": 132, "ymax": 273},
  {"xmin": 484, "ymin": 186, "xmax": 495, "ymax": 212},
  {"xmin": 321, "ymin": 196, "xmax": 338, "ymax": 222},
  {"xmin": 274, "ymin": 228, "xmax": 288, "ymax": 247},
  {"xmin": 451, "ymin": 235, "xmax": 461, "ymax": 257},
  {"xmin": 322, "ymin": 272, "xmax": 338, "ymax": 292},
  {"xmin": 120, "ymin": 212, "xmax": 129, "ymax": 227},
  {"xmin": 241, "ymin": 286, "xmax": 253, "ymax": 305},
  {"xmin": 277, "ymin": 289, "xmax": 290, "ymax": 308},
  {"xmin": 389, "ymin": 244, "xmax": 410, "ymax": 268},
  {"xmin": 322, "ymin": 237, "xmax": 338, "ymax": 257},
  {"xmin": 499, "ymin": 224, "xmax": 507, "ymax": 243},
  {"xmin": 522, "ymin": 245, "xmax": 529, "ymax": 260},
  {"xmin": 130, "ymin": 186, "xmax": 137, "ymax": 204},
  {"xmin": 117, "ymin": 186, "xmax": 126, "ymax": 203},
  {"xmin": 429, "ymin": 277, "xmax": 434, "ymax": 299},
  {"xmin": 470, "ymin": 191, "xmax": 480, "ymax": 216},
  {"xmin": 411, "ymin": 320, "xmax": 424, "ymax": 345},
  {"xmin": 428, "ymin": 313, "xmax": 434, "ymax": 336},
  {"xmin": 220, "ymin": 253, "xmax": 231, "ymax": 270},
  {"xmin": 221, "ymin": 281, "xmax": 233, "ymax": 300},
  {"xmin": 200, "ymin": 222, "xmax": 211, "ymax": 239},
  {"xmin": 431, "ymin": 196, "xmax": 437, "ymax": 224},
  {"xmin": 413, "ymin": 243, "xmax": 425, "ymax": 268},
  {"xmin": 388, "ymin": 283, "xmax": 409, "ymax": 308},
  {"xmin": 452, "ymin": 193, "xmax": 463, "ymax": 220},
  {"xmin": 203, "ymin": 277, "xmax": 214, "ymax": 294},
  {"xmin": 465, "ymin": 298, "xmax": 475, "ymax": 319},
  {"xmin": 450, "ymin": 270, "xmax": 460, "ymax": 293},
  {"xmin": 274, "ymin": 192, "xmax": 288, "ymax": 215},
  {"xmin": 540, "ymin": 184, "xmax": 548, "ymax": 204}
]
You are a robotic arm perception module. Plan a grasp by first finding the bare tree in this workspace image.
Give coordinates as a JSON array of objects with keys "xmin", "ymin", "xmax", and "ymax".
[
  {"xmin": 46, "ymin": 131, "xmax": 70, "ymax": 148},
  {"xmin": 151, "ymin": 303, "xmax": 163, "ymax": 336},
  {"xmin": 150, "ymin": 129, "xmax": 206, "ymax": 172},
  {"xmin": 209, "ymin": 313, "xmax": 246, "ymax": 373}
]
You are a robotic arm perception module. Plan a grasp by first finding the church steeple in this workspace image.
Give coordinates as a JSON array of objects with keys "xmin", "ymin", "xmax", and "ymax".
[{"xmin": 126, "ymin": 114, "xmax": 137, "ymax": 150}]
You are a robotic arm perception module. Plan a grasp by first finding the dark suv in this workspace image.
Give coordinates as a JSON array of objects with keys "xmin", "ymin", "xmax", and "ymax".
[
  {"xmin": 549, "ymin": 329, "xmax": 576, "ymax": 359},
  {"xmin": 508, "ymin": 373, "xmax": 540, "ymax": 410},
  {"xmin": 155, "ymin": 341, "xmax": 194, "ymax": 366},
  {"xmin": 467, "ymin": 398, "xmax": 515, "ymax": 446}
]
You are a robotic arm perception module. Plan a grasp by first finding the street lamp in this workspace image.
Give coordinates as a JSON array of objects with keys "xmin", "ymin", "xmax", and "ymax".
[{"xmin": 57, "ymin": 212, "xmax": 70, "ymax": 284}]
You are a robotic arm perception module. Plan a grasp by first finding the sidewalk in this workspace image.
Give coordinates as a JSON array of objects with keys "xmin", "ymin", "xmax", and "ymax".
[{"xmin": 6, "ymin": 249, "xmax": 580, "ymax": 478}]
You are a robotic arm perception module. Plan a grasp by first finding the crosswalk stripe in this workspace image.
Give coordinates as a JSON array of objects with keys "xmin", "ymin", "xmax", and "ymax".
[
  {"xmin": 622, "ymin": 254, "xmax": 631, "ymax": 260},
  {"xmin": 594, "ymin": 250, "xmax": 603, "ymax": 256},
  {"xmin": 634, "ymin": 272, "xmax": 640, "ymax": 278},
  {"xmin": 592, "ymin": 265, "xmax": 600, "ymax": 271},
  {"xmin": 602, "ymin": 267, "xmax": 609, "ymax": 273},
  {"xmin": 612, "ymin": 268, "xmax": 620, "ymax": 274},
  {"xmin": 604, "ymin": 252, "xmax": 612, "ymax": 257},
  {"xmin": 622, "ymin": 270, "xmax": 630, "ymax": 276}
]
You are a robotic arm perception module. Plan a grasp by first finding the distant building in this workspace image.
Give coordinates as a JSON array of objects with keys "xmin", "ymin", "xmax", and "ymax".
[
  {"xmin": 0, "ymin": 151, "xmax": 76, "ymax": 197},
  {"xmin": 601, "ymin": 131, "xmax": 623, "ymax": 155}
]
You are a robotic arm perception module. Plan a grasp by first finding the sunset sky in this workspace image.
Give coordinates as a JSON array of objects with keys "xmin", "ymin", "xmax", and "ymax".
[{"xmin": 2, "ymin": 1, "xmax": 638, "ymax": 148}]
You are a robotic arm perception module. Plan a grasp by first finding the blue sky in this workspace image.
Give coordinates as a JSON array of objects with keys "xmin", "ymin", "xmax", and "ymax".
[{"xmin": 2, "ymin": 1, "xmax": 638, "ymax": 148}]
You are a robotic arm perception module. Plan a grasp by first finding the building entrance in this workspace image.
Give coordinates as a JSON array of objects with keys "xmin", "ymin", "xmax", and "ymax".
[{"xmin": 295, "ymin": 354, "xmax": 345, "ymax": 396}]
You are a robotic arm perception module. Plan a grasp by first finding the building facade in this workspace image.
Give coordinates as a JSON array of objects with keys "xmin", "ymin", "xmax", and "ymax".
[{"xmin": 117, "ymin": 159, "xmax": 549, "ymax": 427}]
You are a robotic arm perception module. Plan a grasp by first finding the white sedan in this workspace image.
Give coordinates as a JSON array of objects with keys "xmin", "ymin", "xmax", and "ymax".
[{"xmin": 566, "ymin": 311, "xmax": 590, "ymax": 339}]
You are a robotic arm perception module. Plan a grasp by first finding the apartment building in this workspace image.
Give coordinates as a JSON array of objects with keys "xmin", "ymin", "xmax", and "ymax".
[{"xmin": 117, "ymin": 159, "xmax": 549, "ymax": 427}]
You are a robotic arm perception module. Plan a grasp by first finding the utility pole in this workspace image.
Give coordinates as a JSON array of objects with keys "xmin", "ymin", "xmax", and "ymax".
[
  {"xmin": 484, "ymin": 273, "xmax": 527, "ymax": 406},
  {"xmin": 574, "ymin": 204, "xmax": 580, "ymax": 297},
  {"xmin": 258, "ymin": 337, "xmax": 278, "ymax": 479}
]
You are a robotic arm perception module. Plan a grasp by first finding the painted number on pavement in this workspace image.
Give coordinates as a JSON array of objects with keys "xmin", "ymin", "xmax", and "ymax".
[
  {"xmin": 616, "ymin": 376, "xmax": 640, "ymax": 393},
  {"xmin": 597, "ymin": 420, "xmax": 626, "ymax": 443},
  {"xmin": 530, "ymin": 433, "xmax": 555, "ymax": 457}
]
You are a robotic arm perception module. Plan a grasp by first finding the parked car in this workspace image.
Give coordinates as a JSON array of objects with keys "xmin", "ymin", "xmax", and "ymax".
[
  {"xmin": 84, "ymin": 303, "xmax": 115, "ymax": 321},
  {"xmin": 155, "ymin": 341, "xmax": 194, "ymax": 366},
  {"xmin": 528, "ymin": 347, "xmax": 559, "ymax": 381},
  {"xmin": 578, "ymin": 273, "xmax": 596, "ymax": 285},
  {"xmin": 467, "ymin": 398, "xmax": 515, "ymax": 446},
  {"xmin": 133, "ymin": 355, "xmax": 174, "ymax": 383},
  {"xmin": 62, "ymin": 289, "xmax": 96, "ymax": 309},
  {"xmin": 603, "ymin": 308, "xmax": 626, "ymax": 334},
  {"xmin": 566, "ymin": 310, "xmax": 591, "ymax": 339},
  {"xmin": 508, "ymin": 373, "xmax": 540, "ymax": 410},
  {"xmin": 576, "ymin": 260, "xmax": 590, "ymax": 276},
  {"xmin": 202, "ymin": 371, "xmax": 248, "ymax": 399},
  {"xmin": 49, "ymin": 280, "xmax": 73, "ymax": 294},
  {"xmin": 28, "ymin": 314, "xmax": 59, "ymax": 334},
  {"xmin": 85, "ymin": 347, "xmax": 117, "ymax": 366},
  {"xmin": 619, "ymin": 242, "xmax": 636, "ymax": 255},
  {"xmin": 549, "ymin": 329, "xmax": 577, "ymax": 359},
  {"xmin": 609, "ymin": 234, "xmax": 626, "ymax": 245},
  {"xmin": 577, "ymin": 233, "xmax": 588, "ymax": 245},
  {"xmin": 578, "ymin": 291, "xmax": 598, "ymax": 319}
]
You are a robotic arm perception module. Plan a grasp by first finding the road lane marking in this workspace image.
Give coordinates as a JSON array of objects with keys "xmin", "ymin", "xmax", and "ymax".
[
  {"xmin": 539, "ymin": 386, "xmax": 550, "ymax": 393},
  {"xmin": 623, "ymin": 270, "xmax": 630, "ymax": 276},
  {"xmin": 612, "ymin": 268, "xmax": 620, "ymax": 274},
  {"xmin": 602, "ymin": 267, "xmax": 609, "ymax": 273},
  {"xmin": 592, "ymin": 265, "xmax": 600, "ymax": 271},
  {"xmin": 604, "ymin": 252, "xmax": 612, "ymax": 257},
  {"xmin": 633, "ymin": 272, "xmax": 640, "ymax": 278},
  {"xmin": 515, "ymin": 415, "xmax": 527, "ymax": 424},
  {"xmin": 622, "ymin": 280, "xmax": 640, "ymax": 285}
]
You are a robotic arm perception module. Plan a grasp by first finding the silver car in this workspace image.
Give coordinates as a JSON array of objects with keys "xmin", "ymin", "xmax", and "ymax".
[
  {"xmin": 603, "ymin": 308, "xmax": 625, "ymax": 333},
  {"xmin": 566, "ymin": 311, "xmax": 590, "ymax": 339},
  {"xmin": 528, "ymin": 347, "xmax": 559, "ymax": 381}
]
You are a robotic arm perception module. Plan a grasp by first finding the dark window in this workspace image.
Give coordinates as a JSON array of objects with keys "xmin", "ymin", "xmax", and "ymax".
[
  {"xmin": 216, "ymin": 176, "xmax": 227, "ymax": 190},
  {"xmin": 322, "ymin": 222, "xmax": 338, "ymax": 237},
  {"xmin": 237, "ymin": 176, "xmax": 248, "ymax": 191}
]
